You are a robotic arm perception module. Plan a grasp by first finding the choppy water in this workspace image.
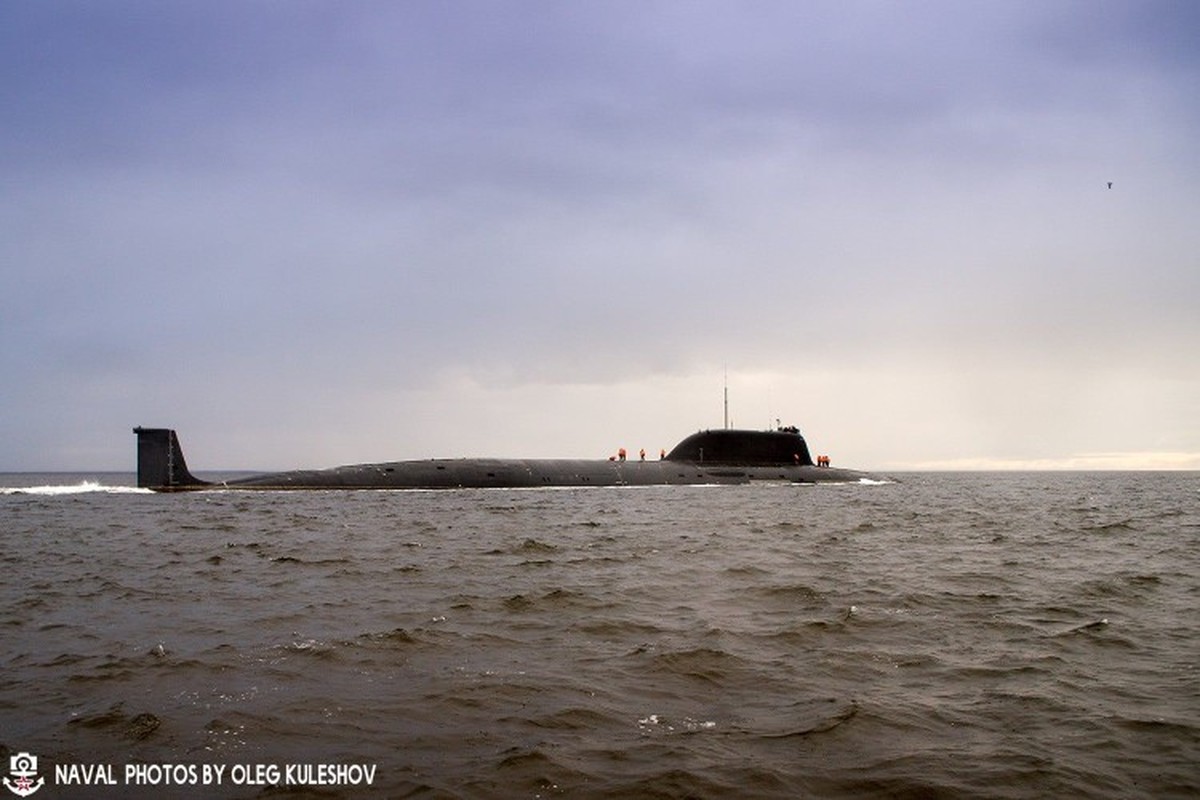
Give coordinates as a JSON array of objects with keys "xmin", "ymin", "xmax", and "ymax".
[{"xmin": 1, "ymin": 472, "xmax": 1197, "ymax": 798}]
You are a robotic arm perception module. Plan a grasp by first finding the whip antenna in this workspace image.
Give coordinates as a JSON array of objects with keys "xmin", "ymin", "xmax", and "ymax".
[{"xmin": 723, "ymin": 366, "xmax": 730, "ymax": 430}]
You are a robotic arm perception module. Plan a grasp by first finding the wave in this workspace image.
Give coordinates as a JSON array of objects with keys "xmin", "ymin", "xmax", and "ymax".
[{"xmin": 0, "ymin": 481, "xmax": 151, "ymax": 496}]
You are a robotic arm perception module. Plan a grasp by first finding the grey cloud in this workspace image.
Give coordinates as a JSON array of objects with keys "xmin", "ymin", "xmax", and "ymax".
[{"xmin": 1, "ymin": 1, "xmax": 1196, "ymax": 468}]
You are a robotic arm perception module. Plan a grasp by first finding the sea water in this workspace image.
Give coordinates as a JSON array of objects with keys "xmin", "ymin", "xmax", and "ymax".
[{"xmin": 1, "ymin": 472, "xmax": 1197, "ymax": 798}]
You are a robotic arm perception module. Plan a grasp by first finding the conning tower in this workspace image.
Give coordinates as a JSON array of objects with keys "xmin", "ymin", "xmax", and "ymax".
[{"xmin": 664, "ymin": 427, "xmax": 814, "ymax": 466}]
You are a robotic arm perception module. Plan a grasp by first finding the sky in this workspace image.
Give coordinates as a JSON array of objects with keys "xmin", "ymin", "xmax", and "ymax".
[{"xmin": 2, "ymin": 1, "xmax": 1198, "ymax": 472}]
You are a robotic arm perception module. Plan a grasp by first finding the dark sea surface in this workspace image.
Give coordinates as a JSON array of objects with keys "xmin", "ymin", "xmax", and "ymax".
[{"xmin": 2, "ymin": 472, "xmax": 1197, "ymax": 799}]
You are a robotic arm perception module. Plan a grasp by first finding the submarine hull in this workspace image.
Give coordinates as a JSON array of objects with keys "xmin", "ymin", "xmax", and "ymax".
[
  {"xmin": 221, "ymin": 458, "xmax": 869, "ymax": 490},
  {"xmin": 133, "ymin": 427, "xmax": 876, "ymax": 491}
]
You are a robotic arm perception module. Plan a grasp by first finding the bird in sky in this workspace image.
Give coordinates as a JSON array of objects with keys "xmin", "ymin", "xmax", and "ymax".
[{"xmin": 1107, "ymin": 182, "xmax": 1113, "ymax": 189}]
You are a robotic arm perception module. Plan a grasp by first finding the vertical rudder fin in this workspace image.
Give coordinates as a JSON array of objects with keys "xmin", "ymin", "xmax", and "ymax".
[{"xmin": 133, "ymin": 427, "xmax": 208, "ymax": 491}]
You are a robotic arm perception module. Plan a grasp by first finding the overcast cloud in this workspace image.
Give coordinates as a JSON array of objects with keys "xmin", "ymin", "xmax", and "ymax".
[{"xmin": 2, "ymin": 1, "xmax": 1197, "ymax": 471}]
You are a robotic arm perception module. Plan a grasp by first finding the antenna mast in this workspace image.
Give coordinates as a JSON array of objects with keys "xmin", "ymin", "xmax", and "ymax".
[{"xmin": 723, "ymin": 367, "xmax": 729, "ymax": 430}]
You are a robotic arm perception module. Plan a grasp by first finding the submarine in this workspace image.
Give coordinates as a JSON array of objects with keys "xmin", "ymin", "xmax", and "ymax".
[{"xmin": 133, "ymin": 425, "xmax": 876, "ymax": 492}]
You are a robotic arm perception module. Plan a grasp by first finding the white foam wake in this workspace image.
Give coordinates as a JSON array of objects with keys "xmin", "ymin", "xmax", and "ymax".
[{"xmin": 0, "ymin": 481, "xmax": 152, "ymax": 496}]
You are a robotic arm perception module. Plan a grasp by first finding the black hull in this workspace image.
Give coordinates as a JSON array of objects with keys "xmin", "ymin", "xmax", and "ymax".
[{"xmin": 219, "ymin": 458, "xmax": 869, "ymax": 490}]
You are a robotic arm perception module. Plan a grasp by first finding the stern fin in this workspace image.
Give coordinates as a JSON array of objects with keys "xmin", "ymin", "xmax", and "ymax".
[{"xmin": 133, "ymin": 427, "xmax": 208, "ymax": 491}]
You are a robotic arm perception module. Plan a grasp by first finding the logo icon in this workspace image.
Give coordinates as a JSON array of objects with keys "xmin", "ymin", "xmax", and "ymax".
[{"xmin": 3, "ymin": 754, "xmax": 44, "ymax": 797}]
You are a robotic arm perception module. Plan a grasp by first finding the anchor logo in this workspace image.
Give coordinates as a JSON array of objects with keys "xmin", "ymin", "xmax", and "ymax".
[{"xmin": 3, "ymin": 753, "xmax": 44, "ymax": 797}]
